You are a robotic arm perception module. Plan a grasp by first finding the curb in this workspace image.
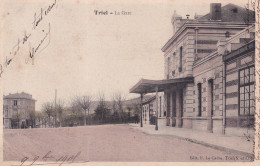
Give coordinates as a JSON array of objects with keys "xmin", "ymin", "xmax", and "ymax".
[{"xmin": 128, "ymin": 124, "xmax": 254, "ymax": 158}]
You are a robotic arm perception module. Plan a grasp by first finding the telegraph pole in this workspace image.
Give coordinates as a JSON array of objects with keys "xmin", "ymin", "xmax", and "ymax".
[{"xmin": 54, "ymin": 89, "xmax": 57, "ymax": 128}]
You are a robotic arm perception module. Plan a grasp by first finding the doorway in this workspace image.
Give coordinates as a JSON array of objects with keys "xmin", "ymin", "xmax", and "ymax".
[{"xmin": 172, "ymin": 92, "xmax": 176, "ymax": 127}]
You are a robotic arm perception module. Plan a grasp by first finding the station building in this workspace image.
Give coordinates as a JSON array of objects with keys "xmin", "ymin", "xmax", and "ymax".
[{"xmin": 130, "ymin": 3, "xmax": 255, "ymax": 136}]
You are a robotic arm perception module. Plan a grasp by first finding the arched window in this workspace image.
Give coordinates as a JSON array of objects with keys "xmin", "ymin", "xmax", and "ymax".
[
  {"xmin": 208, "ymin": 79, "xmax": 214, "ymax": 116},
  {"xmin": 179, "ymin": 47, "xmax": 183, "ymax": 72}
]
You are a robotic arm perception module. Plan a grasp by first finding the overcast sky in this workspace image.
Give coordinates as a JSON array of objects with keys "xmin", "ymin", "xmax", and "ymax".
[{"xmin": 2, "ymin": 0, "xmax": 247, "ymax": 110}]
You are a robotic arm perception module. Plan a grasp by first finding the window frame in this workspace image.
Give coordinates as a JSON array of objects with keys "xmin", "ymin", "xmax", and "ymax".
[
  {"xmin": 179, "ymin": 47, "xmax": 183, "ymax": 72},
  {"xmin": 14, "ymin": 100, "xmax": 18, "ymax": 106},
  {"xmin": 209, "ymin": 79, "xmax": 214, "ymax": 116},
  {"xmin": 197, "ymin": 83, "xmax": 202, "ymax": 117},
  {"xmin": 238, "ymin": 65, "xmax": 255, "ymax": 116},
  {"xmin": 167, "ymin": 57, "xmax": 170, "ymax": 79}
]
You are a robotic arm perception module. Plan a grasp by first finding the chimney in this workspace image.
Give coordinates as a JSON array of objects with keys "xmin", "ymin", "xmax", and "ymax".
[
  {"xmin": 171, "ymin": 10, "xmax": 182, "ymax": 34},
  {"xmin": 210, "ymin": 3, "xmax": 221, "ymax": 20}
]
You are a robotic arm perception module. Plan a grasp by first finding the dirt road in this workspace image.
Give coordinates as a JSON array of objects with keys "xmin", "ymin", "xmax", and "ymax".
[{"xmin": 3, "ymin": 124, "xmax": 252, "ymax": 162}]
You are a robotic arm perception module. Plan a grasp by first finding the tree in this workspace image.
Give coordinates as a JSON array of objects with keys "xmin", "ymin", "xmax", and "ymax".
[
  {"xmin": 133, "ymin": 103, "xmax": 140, "ymax": 123},
  {"xmin": 67, "ymin": 96, "xmax": 85, "ymax": 126},
  {"xmin": 11, "ymin": 112, "xmax": 21, "ymax": 128},
  {"xmin": 126, "ymin": 105, "xmax": 132, "ymax": 118},
  {"xmin": 29, "ymin": 111, "xmax": 36, "ymax": 128},
  {"xmin": 95, "ymin": 92, "xmax": 110, "ymax": 121},
  {"xmin": 42, "ymin": 102, "xmax": 54, "ymax": 128},
  {"xmin": 35, "ymin": 111, "xmax": 45, "ymax": 128},
  {"xmin": 111, "ymin": 92, "xmax": 125, "ymax": 122},
  {"xmin": 70, "ymin": 97, "xmax": 80, "ymax": 113},
  {"xmin": 76, "ymin": 95, "xmax": 92, "ymax": 126},
  {"xmin": 54, "ymin": 99, "xmax": 65, "ymax": 127}
]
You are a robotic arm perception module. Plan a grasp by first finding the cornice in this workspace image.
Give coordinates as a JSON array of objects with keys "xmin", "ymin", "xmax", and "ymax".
[{"xmin": 162, "ymin": 22, "xmax": 250, "ymax": 52}]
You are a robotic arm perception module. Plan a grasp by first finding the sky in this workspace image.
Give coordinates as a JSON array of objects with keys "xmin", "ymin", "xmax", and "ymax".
[{"xmin": 2, "ymin": 0, "xmax": 248, "ymax": 110}]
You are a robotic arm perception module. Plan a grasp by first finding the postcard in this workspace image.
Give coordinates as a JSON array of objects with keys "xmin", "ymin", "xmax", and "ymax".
[{"xmin": 0, "ymin": 0, "xmax": 260, "ymax": 165}]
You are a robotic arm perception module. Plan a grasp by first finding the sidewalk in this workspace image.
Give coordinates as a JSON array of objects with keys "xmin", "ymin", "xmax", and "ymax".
[{"xmin": 128, "ymin": 122, "xmax": 254, "ymax": 156}]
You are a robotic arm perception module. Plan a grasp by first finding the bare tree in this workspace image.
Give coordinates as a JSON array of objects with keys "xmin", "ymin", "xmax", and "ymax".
[
  {"xmin": 28, "ymin": 111, "xmax": 36, "ymax": 128},
  {"xmin": 95, "ymin": 92, "xmax": 108, "ymax": 121},
  {"xmin": 35, "ymin": 111, "xmax": 45, "ymax": 128},
  {"xmin": 76, "ymin": 95, "xmax": 92, "ymax": 126},
  {"xmin": 70, "ymin": 97, "xmax": 80, "ymax": 113},
  {"xmin": 111, "ymin": 92, "xmax": 126, "ymax": 122},
  {"xmin": 55, "ymin": 99, "xmax": 65, "ymax": 127},
  {"xmin": 42, "ymin": 102, "xmax": 54, "ymax": 128},
  {"xmin": 112, "ymin": 92, "xmax": 125, "ymax": 112},
  {"xmin": 126, "ymin": 105, "xmax": 132, "ymax": 118}
]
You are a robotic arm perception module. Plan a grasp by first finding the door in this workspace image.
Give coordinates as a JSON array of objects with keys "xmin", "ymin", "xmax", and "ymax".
[
  {"xmin": 179, "ymin": 89, "xmax": 183, "ymax": 127},
  {"xmin": 172, "ymin": 92, "xmax": 176, "ymax": 127}
]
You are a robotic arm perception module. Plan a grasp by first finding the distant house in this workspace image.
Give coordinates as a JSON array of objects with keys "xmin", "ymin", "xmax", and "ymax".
[
  {"xmin": 142, "ymin": 96, "xmax": 156, "ymax": 124},
  {"xmin": 3, "ymin": 92, "xmax": 36, "ymax": 129}
]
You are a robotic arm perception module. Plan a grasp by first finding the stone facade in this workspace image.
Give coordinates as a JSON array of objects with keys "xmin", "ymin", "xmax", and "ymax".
[
  {"xmin": 3, "ymin": 92, "xmax": 36, "ymax": 129},
  {"xmin": 223, "ymin": 30, "xmax": 255, "ymax": 136},
  {"xmin": 192, "ymin": 51, "xmax": 224, "ymax": 133},
  {"xmin": 162, "ymin": 3, "xmax": 255, "ymax": 136}
]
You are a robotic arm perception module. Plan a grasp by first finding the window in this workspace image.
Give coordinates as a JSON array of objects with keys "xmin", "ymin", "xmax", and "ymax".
[
  {"xmin": 167, "ymin": 57, "xmax": 170, "ymax": 79},
  {"xmin": 197, "ymin": 83, "xmax": 202, "ymax": 116},
  {"xmin": 4, "ymin": 108, "xmax": 8, "ymax": 118},
  {"xmin": 167, "ymin": 93, "xmax": 170, "ymax": 117},
  {"xmin": 225, "ymin": 31, "xmax": 230, "ymax": 38},
  {"xmin": 239, "ymin": 66, "xmax": 255, "ymax": 115},
  {"xmin": 208, "ymin": 79, "xmax": 214, "ymax": 116},
  {"xmin": 159, "ymin": 96, "xmax": 162, "ymax": 117},
  {"xmin": 179, "ymin": 47, "xmax": 183, "ymax": 72},
  {"xmin": 231, "ymin": 8, "xmax": 238, "ymax": 13},
  {"xmin": 14, "ymin": 100, "xmax": 18, "ymax": 106},
  {"xmin": 172, "ymin": 52, "xmax": 176, "ymax": 76}
]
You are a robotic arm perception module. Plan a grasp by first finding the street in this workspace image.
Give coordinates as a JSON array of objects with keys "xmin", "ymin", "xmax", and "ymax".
[{"xmin": 3, "ymin": 124, "xmax": 252, "ymax": 162}]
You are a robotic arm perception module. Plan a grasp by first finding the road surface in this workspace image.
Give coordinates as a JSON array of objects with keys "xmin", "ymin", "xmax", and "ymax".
[{"xmin": 3, "ymin": 124, "xmax": 252, "ymax": 162}]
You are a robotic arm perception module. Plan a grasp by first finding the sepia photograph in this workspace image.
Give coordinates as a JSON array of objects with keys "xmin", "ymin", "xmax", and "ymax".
[{"xmin": 0, "ymin": 0, "xmax": 259, "ymax": 165}]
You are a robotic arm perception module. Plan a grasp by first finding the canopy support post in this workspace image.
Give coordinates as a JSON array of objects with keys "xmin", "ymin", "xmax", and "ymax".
[
  {"xmin": 140, "ymin": 93, "xmax": 143, "ymax": 127},
  {"xmin": 155, "ymin": 86, "xmax": 158, "ymax": 130}
]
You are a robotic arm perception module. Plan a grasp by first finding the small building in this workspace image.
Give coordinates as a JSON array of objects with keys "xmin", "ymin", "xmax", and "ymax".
[
  {"xmin": 142, "ymin": 96, "xmax": 156, "ymax": 124},
  {"xmin": 3, "ymin": 92, "xmax": 36, "ymax": 129},
  {"xmin": 142, "ymin": 94, "xmax": 165, "ymax": 125}
]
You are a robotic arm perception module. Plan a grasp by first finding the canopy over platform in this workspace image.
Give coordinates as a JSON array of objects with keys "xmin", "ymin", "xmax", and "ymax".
[{"xmin": 129, "ymin": 77, "xmax": 194, "ymax": 94}]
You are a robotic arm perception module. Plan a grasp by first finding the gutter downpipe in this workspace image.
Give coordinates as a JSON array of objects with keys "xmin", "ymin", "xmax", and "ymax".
[{"xmin": 195, "ymin": 27, "xmax": 199, "ymax": 60}]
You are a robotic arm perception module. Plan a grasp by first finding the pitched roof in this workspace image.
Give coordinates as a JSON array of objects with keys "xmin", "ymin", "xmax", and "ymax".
[
  {"xmin": 4, "ymin": 92, "xmax": 36, "ymax": 101},
  {"xmin": 197, "ymin": 3, "xmax": 255, "ymax": 23},
  {"xmin": 142, "ymin": 95, "xmax": 156, "ymax": 104},
  {"xmin": 162, "ymin": 3, "xmax": 255, "ymax": 52}
]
